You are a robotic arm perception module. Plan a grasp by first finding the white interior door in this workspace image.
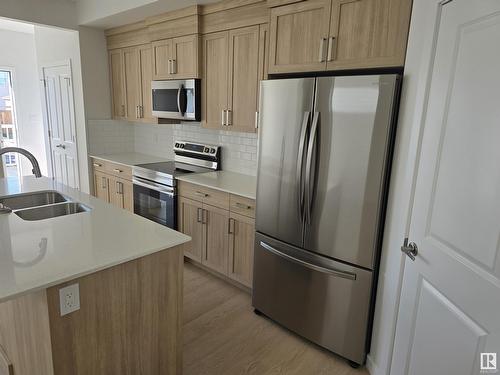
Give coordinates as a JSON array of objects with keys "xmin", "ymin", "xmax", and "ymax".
[
  {"xmin": 391, "ymin": 1, "xmax": 500, "ymax": 374},
  {"xmin": 42, "ymin": 62, "xmax": 79, "ymax": 189}
]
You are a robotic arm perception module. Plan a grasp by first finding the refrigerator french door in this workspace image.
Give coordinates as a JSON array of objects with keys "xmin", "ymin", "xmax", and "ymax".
[{"xmin": 253, "ymin": 74, "xmax": 400, "ymax": 365}]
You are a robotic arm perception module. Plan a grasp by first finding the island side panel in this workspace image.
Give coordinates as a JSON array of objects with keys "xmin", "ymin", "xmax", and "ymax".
[
  {"xmin": 0, "ymin": 290, "xmax": 54, "ymax": 375},
  {"xmin": 46, "ymin": 244, "xmax": 185, "ymax": 375}
]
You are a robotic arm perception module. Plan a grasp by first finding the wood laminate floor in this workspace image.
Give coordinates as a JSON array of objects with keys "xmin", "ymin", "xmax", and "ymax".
[{"xmin": 183, "ymin": 262, "xmax": 369, "ymax": 375}]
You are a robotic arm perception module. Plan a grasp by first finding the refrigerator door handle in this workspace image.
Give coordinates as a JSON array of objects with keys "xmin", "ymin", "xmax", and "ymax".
[
  {"xmin": 296, "ymin": 111, "xmax": 310, "ymax": 222},
  {"xmin": 305, "ymin": 111, "xmax": 320, "ymax": 224},
  {"xmin": 260, "ymin": 241, "xmax": 356, "ymax": 280}
]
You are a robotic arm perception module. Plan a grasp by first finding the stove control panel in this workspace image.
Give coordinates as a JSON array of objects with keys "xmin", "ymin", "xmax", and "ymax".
[{"xmin": 174, "ymin": 141, "xmax": 220, "ymax": 156}]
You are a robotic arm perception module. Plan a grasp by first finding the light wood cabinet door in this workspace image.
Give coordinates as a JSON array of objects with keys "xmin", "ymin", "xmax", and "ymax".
[
  {"xmin": 122, "ymin": 46, "xmax": 141, "ymax": 121},
  {"xmin": 228, "ymin": 212, "xmax": 255, "ymax": 288},
  {"xmin": 202, "ymin": 31, "xmax": 229, "ymax": 129},
  {"xmin": 227, "ymin": 26, "xmax": 260, "ymax": 133},
  {"xmin": 170, "ymin": 34, "xmax": 200, "ymax": 79},
  {"xmin": 109, "ymin": 49, "xmax": 125, "ymax": 119},
  {"xmin": 108, "ymin": 176, "xmax": 134, "ymax": 212},
  {"xmin": 138, "ymin": 44, "xmax": 154, "ymax": 122},
  {"xmin": 268, "ymin": 0, "xmax": 332, "ymax": 74},
  {"xmin": 94, "ymin": 171, "xmax": 110, "ymax": 203},
  {"xmin": 327, "ymin": 0, "xmax": 412, "ymax": 70},
  {"xmin": 178, "ymin": 197, "xmax": 204, "ymax": 262},
  {"xmin": 202, "ymin": 204, "xmax": 229, "ymax": 275},
  {"xmin": 152, "ymin": 39, "xmax": 172, "ymax": 79}
]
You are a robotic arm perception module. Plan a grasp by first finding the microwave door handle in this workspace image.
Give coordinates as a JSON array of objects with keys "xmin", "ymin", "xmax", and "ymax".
[{"xmin": 177, "ymin": 85, "xmax": 187, "ymax": 115}]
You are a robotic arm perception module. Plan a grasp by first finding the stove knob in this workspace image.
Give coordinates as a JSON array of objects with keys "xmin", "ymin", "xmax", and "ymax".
[
  {"xmin": 210, "ymin": 148, "xmax": 216, "ymax": 154},
  {"xmin": 180, "ymin": 144, "xmax": 185, "ymax": 148},
  {"xmin": 175, "ymin": 143, "xmax": 179, "ymax": 148},
  {"xmin": 204, "ymin": 147, "xmax": 209, "ymax": 153}
]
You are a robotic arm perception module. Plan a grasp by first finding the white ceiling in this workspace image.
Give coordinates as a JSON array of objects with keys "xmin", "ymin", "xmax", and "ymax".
[
  {"xmin": 77, "ymin": 0, "xmax": 219, "ymax": 29},
  {"xmin": 0, "ymin": 17, "xmax": 34, "ymax": 34}
]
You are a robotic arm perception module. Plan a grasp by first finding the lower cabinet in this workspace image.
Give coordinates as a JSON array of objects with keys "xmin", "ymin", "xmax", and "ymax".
[
  {"xmin": 178, "ymin": 182, "xmax": 255, "ymax": 288},
  {"xmin": 228, "ymin": 212, "xmax": 255, "ymax": 288},
  {"xmin": 92, "ymin": 168, "xmax": 134, "ymax": 212}
]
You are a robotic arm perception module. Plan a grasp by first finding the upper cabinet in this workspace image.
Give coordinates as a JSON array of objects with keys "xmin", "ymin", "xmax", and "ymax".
[
  {"xmin": 202, "ymin": 24, "xmax": 267, "ymax": 133},
  {"xmin": 152, "ymin": 34, "xmax": 200, "ymax": 79},
  {"xmin": 269, "ymin": 0, "xmax": 333, "ymax": 73},
  {"xmin": 268, "ymin": 0, "xmax": 413, "ymax": 73},
  {"xmin": 109, "ymin": 44, "xmax": 154, "ymax": 122}
]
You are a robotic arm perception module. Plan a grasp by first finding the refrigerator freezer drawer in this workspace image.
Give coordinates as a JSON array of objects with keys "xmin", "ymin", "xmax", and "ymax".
[{"xmin": 252, "ymin": 232, "xmax": 373, "ymax": 364}]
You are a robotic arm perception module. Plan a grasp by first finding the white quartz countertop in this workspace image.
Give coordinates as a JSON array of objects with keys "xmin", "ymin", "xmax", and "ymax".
[
  {"xmin": 176, "ymin": 171, "xmax": 257, "ymax": 199},
  {"xmin": 89, "ymin": 152, "xmax": 171, "ymax": 167},
  {"xmin": 0, "ymin": 176, "xmax": 190, "ymax": 303}
]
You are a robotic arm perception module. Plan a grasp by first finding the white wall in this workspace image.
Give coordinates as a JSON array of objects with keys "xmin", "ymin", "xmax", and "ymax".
[
  {"xmin": 0, "ymin": 28, "xmax": 47, "ymax": 176},
  {"xmin": 366, "ymin": 1, "xmax": 442, "ymax": 374},
  {"xmin": 34, "ymin": 25, "xmax": 91, "ymax": 193}
]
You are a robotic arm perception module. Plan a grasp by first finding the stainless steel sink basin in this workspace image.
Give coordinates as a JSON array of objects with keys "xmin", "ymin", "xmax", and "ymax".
[
  {"xmin": 0, "ymin": 191, "xmax": 69, "ymax": 210},
  {"xmin": 14, "ymin": 202, "xmax": 91, "ymax": 221}
]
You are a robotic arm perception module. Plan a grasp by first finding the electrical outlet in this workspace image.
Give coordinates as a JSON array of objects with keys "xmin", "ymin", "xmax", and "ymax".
[{"xmin": 59, "ymin": 283, "xmax": 80, "ymax": 316}]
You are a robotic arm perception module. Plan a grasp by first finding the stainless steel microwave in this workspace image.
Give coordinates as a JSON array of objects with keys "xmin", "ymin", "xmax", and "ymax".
[{"xmin": 152, "ymin": 79, "xmax": 200, "ymax": 121}]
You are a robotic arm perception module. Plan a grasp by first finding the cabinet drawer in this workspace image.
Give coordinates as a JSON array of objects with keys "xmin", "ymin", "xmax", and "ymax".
[
  {"xmin": 178, "ymin": 181, "xmax": 229, "ymax": 210},
  {"xmin": 91, "ymin": 158, "xmax": 132, "ymax": 180},
  {"xmin": 230, "ymin": 194, "xmax": 255, "ymax": 218}
]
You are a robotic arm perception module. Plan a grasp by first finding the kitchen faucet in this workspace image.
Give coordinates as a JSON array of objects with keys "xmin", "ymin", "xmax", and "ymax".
[{"xmin": 0, "ymin": 147, "xmax": 42, "ymax": 178}]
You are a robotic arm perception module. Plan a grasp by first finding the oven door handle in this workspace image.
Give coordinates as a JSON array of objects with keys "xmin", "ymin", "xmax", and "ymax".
[{"xmin": 133, "ymin": 177, "xmax": 175, "ymax": 197}]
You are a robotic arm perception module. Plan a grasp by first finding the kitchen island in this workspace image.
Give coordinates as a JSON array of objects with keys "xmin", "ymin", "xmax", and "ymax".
[{"xmin": 0, "ymin": 176, "xmax": 190, "ymax": 375}]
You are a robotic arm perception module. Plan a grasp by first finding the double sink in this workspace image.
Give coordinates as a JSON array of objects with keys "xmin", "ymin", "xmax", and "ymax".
[{"xmin": 0, "ymin": 191, "xmax": 91, "ymax": 221}]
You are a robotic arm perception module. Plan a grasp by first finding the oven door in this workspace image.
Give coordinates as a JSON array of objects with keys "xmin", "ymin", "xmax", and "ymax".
[
  {"xmin": 133, "ymin": 178, "xmax": 176, "ymax": 229},
  {"xmin": 152, "ymin": 79, "xmax": 200, "ymax": 121}
]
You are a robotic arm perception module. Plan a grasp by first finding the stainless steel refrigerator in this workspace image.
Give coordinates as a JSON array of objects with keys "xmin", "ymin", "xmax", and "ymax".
[{"xmin": 252, "ymin": 74, "xmax": 401, "ymax": 366}]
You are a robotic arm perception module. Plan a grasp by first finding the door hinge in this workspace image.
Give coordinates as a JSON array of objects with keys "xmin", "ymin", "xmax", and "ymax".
[
  {"xmin": 255, "ymin": 111, "xmax": 259, "ymax": 129},
  {"xmin": 401, "ymin": 237, "xmax": 418, "ymax": 261}
]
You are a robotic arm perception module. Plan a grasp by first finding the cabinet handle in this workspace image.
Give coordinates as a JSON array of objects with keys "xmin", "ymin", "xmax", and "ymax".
[
  {"xmin": 221, "ymin": 109, "xmax": 226, "ymax": 126},
  {"xmin": 168, "ymin": 59, "xmax": 171, "ymax": 74},
  {"xmin": 93, "ymin": 163, "xmax": 102, "ymax": 167},
  {"xmin": 121, "ymin": 104, "xmax": 125, "ymax": 117},
  {"xmin": 135, "ymin": 105, "xmax": 139, "ymax": 119},
  {"xmin": 195, "ymin": 191, "xmax": 209, "ymax": 198},
  {"xmin": 140, "ymin": 105, "xmax": 144, "ymax": 119},
  {"xmin": 228, "ymin": 218, "xmax": 235, "ymax": 234},
  {"xmin": 197, "ymin": 207, "xmax": 203, "ymax": 223},
  {"xmin": 101, "ymin": 177, "xmax": 107, "ymax": 189},
  {"xmin": 319, "ymin": 38, "xmax": 327, "ymax": 62},
  {"xmin": 327, "ymin": 37, "xmax": 337, "ymax": 62},
  {"xmin": 226, "ymin": 109, "xmax": 232, "ymax": 126},
  {"xmin": 116, "ymin": 181, "xmax": 123, "ymax": 195},
  {"xmin": 113, "ymin": 168, "xmax": 123, "ymax": 173},
  {"xmin": 171, "ymin": 59, "xmax": 177, "ymax": 74},
  {"xmin": 202, "ymin": 209, "xmax": 207, "ymax": 224},
  {"xmin": 235, "ymin": 202, "xmax": 252, "ymax": 210}
]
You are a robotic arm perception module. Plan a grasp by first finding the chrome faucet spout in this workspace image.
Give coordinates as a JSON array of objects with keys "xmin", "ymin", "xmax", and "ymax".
[{"xmin": 0, "ymin": 147, "xmax": 42, "ymax": 178}]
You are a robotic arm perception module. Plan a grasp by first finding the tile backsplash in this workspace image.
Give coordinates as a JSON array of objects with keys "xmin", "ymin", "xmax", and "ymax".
[{"xmin": 87, "ymin": 120, "xmax": 258, "ymax": 176}]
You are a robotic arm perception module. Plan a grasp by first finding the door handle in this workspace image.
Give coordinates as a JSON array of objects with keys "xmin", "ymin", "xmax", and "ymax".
[
  {"xmin": 260, "ymin": 241, "xmax": 356, "ymax": 280},
  {"xmin": 228, "ymin": 217, "xmax": 235, "ymax": 234},
  {"xmin": 401, "ymin": 238, "xmax": 418, "ymax": 261},
  {"xmin": 296, "ymin": 112, "xmax": 310, "ymax": 222},
  {"xmin": 318, "ymin": 38, "xmax": 327, "ymax": 62},
  {"xmin": 327, "ymin": 37, "xmax": 336, "ymax": 62},
  {"xmin": 221, "ymin": 109, "xmax": 226, "ymax": 126},
  {"xmin": 56, "ymin": 144, "xmax": 66, "ymax": 149},
  {"xmin": 305, "ymin": 112, "xmax": 320, "ymax": 225}
]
